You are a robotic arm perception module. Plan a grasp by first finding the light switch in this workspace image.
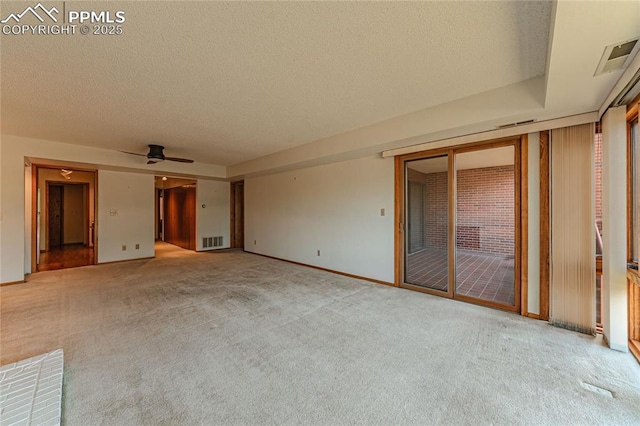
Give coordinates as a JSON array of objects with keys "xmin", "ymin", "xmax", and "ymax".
[
  {"xmin": 110, "ymin": 209, "xmax": 118, "ymax": 216},
  {"xmin": 380, "ymin": 208, "xmax": 385, "ymax": 217}
]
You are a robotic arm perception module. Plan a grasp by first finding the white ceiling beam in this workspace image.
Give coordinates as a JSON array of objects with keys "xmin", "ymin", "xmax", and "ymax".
[{"xmin": 381, "ymin": 112, "xmax": 597, "ymax": 158}]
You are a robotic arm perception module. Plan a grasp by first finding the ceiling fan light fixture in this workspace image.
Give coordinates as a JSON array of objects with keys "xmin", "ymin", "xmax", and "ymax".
[
  {"xmin": 121, "ymin": 144, "xmax": 194, "ymax": 164},
  {"xmin": 147, "ymin": 144, "xmax": 166, "ymax": 162},
  {"xmin": 60, "ymin": 169, "xmax": 73, "ymax": 179}
]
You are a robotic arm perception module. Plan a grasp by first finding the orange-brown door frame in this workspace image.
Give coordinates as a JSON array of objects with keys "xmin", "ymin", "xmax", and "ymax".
[
  {"xmin": 539, "ymin": 131, "xmax": 550, "ymax": 321},
  {"xmin": 31, "ymin": 164, "xmax": 98, "ymax": 273}
]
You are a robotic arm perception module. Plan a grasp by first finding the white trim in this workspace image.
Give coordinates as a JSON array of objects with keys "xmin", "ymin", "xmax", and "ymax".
[
  {"xmin": 599, "ymin": 51, "xmax": 640, "ymax": 118},
  {"xmin": 381, "ymin": 112, "xmax": 597, "ymax": 158}
]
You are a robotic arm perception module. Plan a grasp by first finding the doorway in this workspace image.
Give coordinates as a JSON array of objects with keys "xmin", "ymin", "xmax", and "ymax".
[
  {"xmin": 163, "ymin": 183, "xmax": 197, "ymax": 250},
  {"xmin": 397, "ymin": 138, "xmax": 522, "ymax": 312},
  {"xmin": 35, "ymin": 166, "xmax": 97, "ymax": 272},
  {"xmin": 154, "ymin": 177, "xmax": 198, "ymax": 251},
  {"xmin": 47, "ymin": 184, "xmax": 64, "ymax": 249}
]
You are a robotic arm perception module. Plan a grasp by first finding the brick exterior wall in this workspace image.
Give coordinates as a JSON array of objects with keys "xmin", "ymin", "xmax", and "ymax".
[
  {"xmin": 408, "ymin": 165, "xmax": 515, "ymax": 257},
  {"xmin": 457, "ymin": 165, "xmax": 515, "ymax": 256}
]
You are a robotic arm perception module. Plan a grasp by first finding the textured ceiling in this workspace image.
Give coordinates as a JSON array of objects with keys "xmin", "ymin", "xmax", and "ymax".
[{"xmin": 1, "ymin": 1, "xmax": 551, "ymax": 166}]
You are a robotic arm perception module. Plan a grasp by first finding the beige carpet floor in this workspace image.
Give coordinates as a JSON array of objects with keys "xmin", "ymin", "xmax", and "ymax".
[{"xmin": 1, "ymin": 242, "xmax": 639, "ymax": 425}]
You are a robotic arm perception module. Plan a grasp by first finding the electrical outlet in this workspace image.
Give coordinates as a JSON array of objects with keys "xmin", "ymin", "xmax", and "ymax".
[
  {"xmin": 317, "ymin": 250, "xmax": 320, "ymax": 256},
  {"xmin": 135, "ymin": 244, "xmax": 140, "ymax": 250},
  {"xmin": 122, "ymin": 245, "xmax": 127, "ymax": 251},
  {"xmin": 381, "ymin": 208, "xmax": 385, "ymax": 216}
]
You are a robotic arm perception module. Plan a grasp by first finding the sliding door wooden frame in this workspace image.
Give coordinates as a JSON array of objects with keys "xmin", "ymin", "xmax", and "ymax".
[
  {"xmin": 395, "ymin": 137, "xmax": 525, "ymax": 314},
  {"xmin": 539, "ymin": 131, "xmax": 550, "ymax": 321},
  {"xmin": 626, "ymin": 94, "xmax": 640, "ymax": 360},
  {"xmin": 398, "ymin": 148, "xmax": 455, "ymax": 299},
  {"xmin": 521, "ymin": 135, "xmax": 529, "ymax": 317},
  {"xmin": 451, "ymin": 138, "xmax": 522, "ymax": 313},
  {"xmin": 448, "ymin": 151, "xmax": 457, "ymax": 299},
  {"xmin": 394, "ymin": 156, "xmax": 403, "ymax": 287}
]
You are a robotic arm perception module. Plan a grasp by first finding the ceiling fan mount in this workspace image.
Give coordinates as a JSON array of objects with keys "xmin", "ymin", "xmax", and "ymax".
[{"xmin": 122, "ymin": 144, "xmax": 194, "ymax": 164}]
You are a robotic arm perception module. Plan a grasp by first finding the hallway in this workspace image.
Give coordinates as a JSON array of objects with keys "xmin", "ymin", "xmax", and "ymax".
[{"xmin": 38, "ymin": 244, "xmax": 94, "ymax": 271}]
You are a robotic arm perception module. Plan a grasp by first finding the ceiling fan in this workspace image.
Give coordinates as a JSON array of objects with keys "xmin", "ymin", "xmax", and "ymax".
[{"xmin": 122, "ymin": 144, "xmax": 194, "ymax": 164}]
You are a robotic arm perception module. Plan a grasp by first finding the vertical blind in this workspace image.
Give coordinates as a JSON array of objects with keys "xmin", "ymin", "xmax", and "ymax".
[{"xmin": 550, "ymin": 123, "xmax": 596, "ymax": 335}]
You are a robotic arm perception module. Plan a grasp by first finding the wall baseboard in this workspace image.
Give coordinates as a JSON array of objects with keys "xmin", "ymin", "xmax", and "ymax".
[
  {"xmin": 527, "ymin": 313, "xmax": 541, "ymax": 320},
  {"xmin": 196, "ymin": 246, "xmax": 232, "ymax": 253},
  {"xmin": 245, "ymin": 250, "xmax": 396, "ymax": 287},
  {"xmin": 1, "ymin": 279, "xmax": 26, "ymax": 286},
  {"xmin": 97, "ymin": 256, "xmax": 154, "ymax": 266}
]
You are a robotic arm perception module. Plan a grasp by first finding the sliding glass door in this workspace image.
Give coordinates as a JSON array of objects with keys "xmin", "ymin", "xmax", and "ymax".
[
  {"xmin": 401, "ymin": 141, "xmax": 520, "ymax": 311},
  {"xmin": 454, "ymin": 145, "xmax": 516, "ymax": 307},
  {"xmin": 405, "ymin": 155, "xmax": 451, "ymax": 294}
]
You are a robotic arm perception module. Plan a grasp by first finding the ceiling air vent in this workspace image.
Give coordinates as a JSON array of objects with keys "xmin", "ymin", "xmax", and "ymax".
[
  {"xmin": 495, "ymin": 119, "xmax": 536, "ymax": 130},
  {"xmin": 594, "ymin": 38, "xmax": 640, "ymax": 77}
]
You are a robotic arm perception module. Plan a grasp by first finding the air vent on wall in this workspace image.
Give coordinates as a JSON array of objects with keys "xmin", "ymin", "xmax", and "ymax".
[
  {"xmin": 594, "ymin": 38, "xmax": 640, "ymax": 77},
  {"xmin": 202, "ymin": 236, "xmax": 224, "ymax": 249}
]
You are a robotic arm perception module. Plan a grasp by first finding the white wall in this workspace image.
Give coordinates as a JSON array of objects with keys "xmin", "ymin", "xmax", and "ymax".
[
  {"xmin": 601, "ymin": 107, "xmax": 628, "ymax": 352},
  {"xmin": 528, "ymin": 132, "xmax": 541, "ymax": 315},
  {"xmin": 97, "ymin": 171, "xmax": 155, "ymax": 263},
  {"xmin": 196, "ymin": 180, "xmax": 231, "ymax": 251},
  {"xmin": 1, "ymin": 137, "xmax": 28, "ymax": 282},
  {"xmin": 245, "ymin": 155, "xmax": 395, "ymax": 283},
  {"xmin": 1, "ymin": 134, "xmax": 225, "ymax": 282}
]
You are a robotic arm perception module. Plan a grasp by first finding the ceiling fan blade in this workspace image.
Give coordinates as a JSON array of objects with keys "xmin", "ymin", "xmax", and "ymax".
[
  {"xmin": 120, "ymin": 150, "xmax": 147, "ymax": 157},
  {"xmin": 165, "ymin": 157, "xmax": 194, "ymax": 163}
]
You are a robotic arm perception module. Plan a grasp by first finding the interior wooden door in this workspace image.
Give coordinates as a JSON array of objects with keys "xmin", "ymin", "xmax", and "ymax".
[
  {"xmin": 163, "ymin": 185, "xmax": 196, "ymax": 250},
  {"xmin": 231, "ymin": 181, "xmax": 244, "ymax": 248},
  {"xmin": 185, "ymin": 186, "xmax": 196, "ymax": 250},
  {"xmin": 48, "ymin": 184, "xmax": 63, "ymax": 249}
]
